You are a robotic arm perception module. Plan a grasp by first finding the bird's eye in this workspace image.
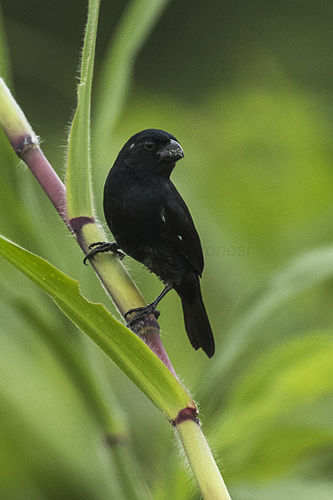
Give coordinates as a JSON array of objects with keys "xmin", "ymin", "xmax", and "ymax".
[{"xmin": 144, "ymin": 141, "xmax": 156, "ymax": 151}]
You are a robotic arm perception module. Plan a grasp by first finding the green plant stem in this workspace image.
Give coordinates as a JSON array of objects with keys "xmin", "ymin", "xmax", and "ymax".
[
  {"xmin": 78, "ymin": 222, "xmax": 145, "ymax": 315},
  {"xmin": 177, "ymin": 420, "xmax": 231, "ymax": 500},
  {"xmin": 111, "ymin": 444, "xmax": 153, "ymax": 500},
  {"xmin": 74, "ymin": 222, "xmax": 177, "ymax": 375}
]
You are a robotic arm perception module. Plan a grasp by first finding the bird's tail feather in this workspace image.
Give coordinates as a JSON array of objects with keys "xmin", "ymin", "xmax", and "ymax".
[{"xmin": 181, "ymin": 291, "xmax": 215, "ymax": 358}]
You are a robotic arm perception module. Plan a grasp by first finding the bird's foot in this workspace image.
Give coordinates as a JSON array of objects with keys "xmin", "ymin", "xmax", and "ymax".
[
  {"xmin": 125, "ymin": 304, "xmax": 160, "ymax": 327},
  {"xmin": 83, "ymin": 241, "xmax": 125, "ymax": 265}
]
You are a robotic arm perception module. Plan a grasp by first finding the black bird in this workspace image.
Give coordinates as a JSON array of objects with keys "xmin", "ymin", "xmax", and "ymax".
[{"xmin": 85, "ymin": 129, "xmax": 215, "ymax": 358}]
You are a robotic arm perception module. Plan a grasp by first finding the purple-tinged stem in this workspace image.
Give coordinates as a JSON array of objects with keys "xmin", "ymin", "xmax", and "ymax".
[
  {"xmin": 133, "ymin": 318, "xmax": 178, "ymax": 378},
  {"xmin": 20, "ymin": 146, "xmax": 67, "ymax": 224}
]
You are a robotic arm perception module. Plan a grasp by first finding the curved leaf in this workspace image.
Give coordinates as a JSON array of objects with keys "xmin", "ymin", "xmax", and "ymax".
[{"xmin": 0, "ymin": 234, "xmax": 191, "ymax": 420}]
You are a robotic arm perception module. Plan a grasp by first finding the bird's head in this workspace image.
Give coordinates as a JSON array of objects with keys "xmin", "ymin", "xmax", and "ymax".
[{"xmin": 116, "ymin": 129, "xmax": 184, "ymax": 178}]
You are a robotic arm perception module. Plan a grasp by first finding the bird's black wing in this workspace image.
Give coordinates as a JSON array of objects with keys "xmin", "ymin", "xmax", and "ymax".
[{"xmin": 161, "ymin": 184, "xmax": 204, "ymax": 276}]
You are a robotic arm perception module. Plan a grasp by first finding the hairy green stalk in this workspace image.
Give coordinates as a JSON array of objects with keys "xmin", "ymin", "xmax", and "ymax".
[{"xmin": 177, "ymin": 420, "xmax": 231, "ymax": 500}]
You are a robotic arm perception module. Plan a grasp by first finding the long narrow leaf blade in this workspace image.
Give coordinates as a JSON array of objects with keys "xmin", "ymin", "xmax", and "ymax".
[
  {"xmin": 0, "ymin": 235, "xmax": 191, "ymax": 419},
  {"xmin": 94, "ymin": 0, "xmax": 169, "ymax": 155},
  {"xmin": 66, "ymin": 0, "xmax": 100, "ymax": 218}
]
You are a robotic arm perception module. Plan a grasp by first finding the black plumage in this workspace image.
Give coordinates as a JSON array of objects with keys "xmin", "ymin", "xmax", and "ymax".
[{"xmin": 87, "ymin": 129, "xmax": 215, "ymax": 358}]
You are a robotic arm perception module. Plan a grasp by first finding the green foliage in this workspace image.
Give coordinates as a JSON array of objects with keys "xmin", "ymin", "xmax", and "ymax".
[
  {"xmin": 215, "ymin": 333, "xmax": 333, "ymax": 481},
  {"xmin": 0, "ymin": 234, "xmax": 191, "ymax": 419},
  {"xmin": 202, "ymin": 244, "xmax": 333, "ymax": 393}
]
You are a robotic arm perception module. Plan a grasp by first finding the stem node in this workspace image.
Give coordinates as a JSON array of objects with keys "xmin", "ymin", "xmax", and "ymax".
[
  {"xmin": 16, "ymin": 134, "xmax": 39, "ymax": 157},
  {"xmin": 69, "ymin": 216, "xmax": 96, "ymax": 233},
  {"xmin": 171, "ymin": 405, "xmax": 199, "ymax": 427}
]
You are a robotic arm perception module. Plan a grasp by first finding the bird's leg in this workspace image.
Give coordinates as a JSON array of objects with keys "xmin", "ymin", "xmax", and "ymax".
[
  {"xmin": 83, "ymin": 241, "xmax": 125, "ymax": 265},
  {"xmin": 125, "ymin": 284, "xmax": 172, "ymax": 326}
]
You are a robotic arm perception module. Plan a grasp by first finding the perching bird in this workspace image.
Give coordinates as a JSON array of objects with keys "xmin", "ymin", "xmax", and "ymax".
[{"xmin": 85, "ymin": 129, "xmax": 215, "ymax": 358}]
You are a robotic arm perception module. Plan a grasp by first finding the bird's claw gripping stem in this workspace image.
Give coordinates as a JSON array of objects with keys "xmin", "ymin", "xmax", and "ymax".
[
  {"xmin": 125, "ymin": 304, "xmax": 160, "ymax": 327},
  {"xmin": 83, "ymin": 241, "xmax": 125, "ymax": 265},
  {"xmin": 124, "ymin": 285, "xmax": 171, "ymax": 328}
]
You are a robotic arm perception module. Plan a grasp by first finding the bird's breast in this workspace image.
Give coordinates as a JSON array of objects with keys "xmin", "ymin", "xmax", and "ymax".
[{"xmin": 105, "ymin": 181, "xmax": 161, "ymax": 248}]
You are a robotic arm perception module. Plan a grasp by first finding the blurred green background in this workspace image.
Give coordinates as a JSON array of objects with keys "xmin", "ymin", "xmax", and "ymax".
[{"xmin": 1, "ymin": 0, "xmax": 333, "ymax": 498}]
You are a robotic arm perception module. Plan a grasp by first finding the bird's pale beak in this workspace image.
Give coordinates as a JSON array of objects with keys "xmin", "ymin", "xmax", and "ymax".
[{"xmin": 158, "ymin": 139, "xmax": 184, "ymax": 161}]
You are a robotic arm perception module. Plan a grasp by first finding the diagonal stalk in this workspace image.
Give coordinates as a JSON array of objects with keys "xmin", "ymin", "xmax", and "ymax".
[{"xmin": 177, "ymin": 420, "xmax": 231, "ymax": 500}]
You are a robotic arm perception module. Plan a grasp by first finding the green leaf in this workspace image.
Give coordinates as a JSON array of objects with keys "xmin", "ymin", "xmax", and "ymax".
[
  {"xmin": 66, "ymin": 0, "xmax": 100, "ymax": 218},
  {"xmin": 0, "ymin": 234, "xmax": 191, "ymax": 419},
  {"xmin": 213, "ymin": 333, "xmax": 333, "ymax": 481},
  {"xmin": 94, "ymin": 0, "xmax": 169, "ymax": 157}
]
